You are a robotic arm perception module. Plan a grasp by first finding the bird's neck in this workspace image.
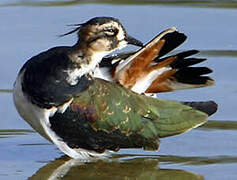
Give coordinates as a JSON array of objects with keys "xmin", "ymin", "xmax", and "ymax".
[
  {"xmin": 74, "ymin": 42, "xmax": 110, "ymax": 66},
  {"xmin": 65, "ymin": 43, "xmax": 110, "ymax": 84}
]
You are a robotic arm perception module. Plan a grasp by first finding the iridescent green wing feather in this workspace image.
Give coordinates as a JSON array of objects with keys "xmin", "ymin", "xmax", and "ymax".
[{"xmin": 66, "ymin": 78, "xmax": 208, "ymax": 151}]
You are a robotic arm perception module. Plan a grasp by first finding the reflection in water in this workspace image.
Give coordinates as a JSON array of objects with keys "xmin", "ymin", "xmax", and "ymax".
[
  {"xmin": 157, "ymin": 154, "xmax": 237, "ymax": 165},
  {"xmin": 200, "ymin": 50, "xmax": 237, "ymax": 58},
  {"xmin": 0, "ymin": 129, "xmax": 34, "ymax": 138},
  {"xmin": 115, "ymin": 154, "xmax": 237, "ymax": 165},
  {"xmin": 0, "ymin": 89, "xmax": 12, "ymax": 93},
  {"xmin": 28, "ymin": 156, "xmax": 204, "ymax": 180},
  {"xmin": 200, "ymin": 120, "xmax": 237, "ymax": 131}
]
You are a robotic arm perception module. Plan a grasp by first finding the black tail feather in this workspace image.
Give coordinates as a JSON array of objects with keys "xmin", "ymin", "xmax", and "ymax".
[{"xmin": 182, "ymin": 101, "xmax": 218, "ymax": 116}]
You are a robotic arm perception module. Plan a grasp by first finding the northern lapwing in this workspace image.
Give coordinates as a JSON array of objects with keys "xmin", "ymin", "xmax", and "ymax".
[{"xmin": 13, "ymin": 17, "xmax": 217, "ymax": 160}]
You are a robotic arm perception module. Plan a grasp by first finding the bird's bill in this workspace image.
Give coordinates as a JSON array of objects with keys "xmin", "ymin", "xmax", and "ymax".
[{"xmin": 125, "ymin": 35, "xmax": 143, "ymax": 47}]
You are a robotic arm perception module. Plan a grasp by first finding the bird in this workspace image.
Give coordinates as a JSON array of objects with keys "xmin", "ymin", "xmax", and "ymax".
[{"xmin": 13, "ymin": 17, "xmax": 217, "ymax": 160}]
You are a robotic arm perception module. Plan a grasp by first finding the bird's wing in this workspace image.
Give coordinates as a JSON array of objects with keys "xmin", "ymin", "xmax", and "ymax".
[
  {"xmin": 100, "ymin": 27, "xmax": 214, "ymax": 94},
  {"xmin": 49, "ymin": 78, "xmax": 209, "ymax": 153},
  {"xmin": 145, "ymin": 50, "xmax": 214, "ymax": 93}
]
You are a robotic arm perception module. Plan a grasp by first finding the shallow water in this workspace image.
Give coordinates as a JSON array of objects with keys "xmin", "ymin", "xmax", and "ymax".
[{"xmin": 0, "ymin": 1, "xmax": 237, "ymax": 180}]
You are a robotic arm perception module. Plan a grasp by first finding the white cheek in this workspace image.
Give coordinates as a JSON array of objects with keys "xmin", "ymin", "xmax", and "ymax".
[{"xmin": 116, "ymin": 28, "xmax": 125, "ymax": 41}]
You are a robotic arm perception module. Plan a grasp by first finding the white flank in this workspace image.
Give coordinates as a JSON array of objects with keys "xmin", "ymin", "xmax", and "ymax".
[
  {"xmin": 13, "ymin": 70, "xmax": 109, "ymax": 160},
  {"xmin": 131, "ymin": 67, "xmax": 171, "ymax": 94}
]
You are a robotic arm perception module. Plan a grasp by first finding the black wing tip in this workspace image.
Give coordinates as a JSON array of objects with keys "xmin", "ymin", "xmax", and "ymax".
[
  {"xmin": 175, "ymin": 66, "xmax": 213, "ymax": 75},
  {"xmin": 165, "ymin": 31, "xmax": 187, "ymax": 42},
  {"xmin": 170, "ymin": 57, "xmax": 207, "ymax": 69},
  {"xmin": 185, "ymin": 67, "xmax": 213, "ymax": 75},
  {"xmin": 182, "ymin": 101, "xmax": 218, "ymax": 116},
  {"xmin": 176, "ymin": 50, "xmax": 200, "ymax": 58},
  {"xmin": 173, "ymin": 66, "xmax": 214, "ymax": 85},
  {"xmin": 157, "ymin": 30, "xmax": 187, "ymax": 58},
  {"xmin": 175, "ymin": 76, "xmax": 214, "ymax": 85}
]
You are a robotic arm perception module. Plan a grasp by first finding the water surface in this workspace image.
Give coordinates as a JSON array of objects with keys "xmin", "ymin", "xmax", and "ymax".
[{"xmin": 0, "ymin": 1, "xmax": 236, "ymax": 180}]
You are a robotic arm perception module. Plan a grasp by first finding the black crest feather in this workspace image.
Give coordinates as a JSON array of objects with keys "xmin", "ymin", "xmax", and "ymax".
[{"xmin": 58, "ymin": 24, "xmax": 82, "ymax": 37}]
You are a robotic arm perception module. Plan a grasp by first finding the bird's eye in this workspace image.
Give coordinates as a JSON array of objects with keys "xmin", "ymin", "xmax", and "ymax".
[{"xmin": 105, "ymin": 28, "xmax": 118, "ymax": 36}]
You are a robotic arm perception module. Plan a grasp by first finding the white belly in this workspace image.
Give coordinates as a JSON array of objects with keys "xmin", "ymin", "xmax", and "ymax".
[{"xmin": 13, "ymin": 71, "xmax": 53, "ymax": 141}]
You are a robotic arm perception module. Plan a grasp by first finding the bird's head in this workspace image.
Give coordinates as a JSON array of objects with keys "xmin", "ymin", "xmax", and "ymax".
[{"xmin": 63, "ymin": 17, "xmax": 143, "ymax": 53}]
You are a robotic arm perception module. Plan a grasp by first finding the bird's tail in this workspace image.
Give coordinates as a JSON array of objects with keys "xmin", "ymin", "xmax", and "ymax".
[
  {"xmin": 182, "ymin": 100, "xmax": 218, "ymax": 116},
  {"xmin": 141, "ymin": 97, "xmax": 214, "ymax": 139},
  {"xmin": 142, "ymin": 98, "xmax": 218, "ymax": 139}
]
